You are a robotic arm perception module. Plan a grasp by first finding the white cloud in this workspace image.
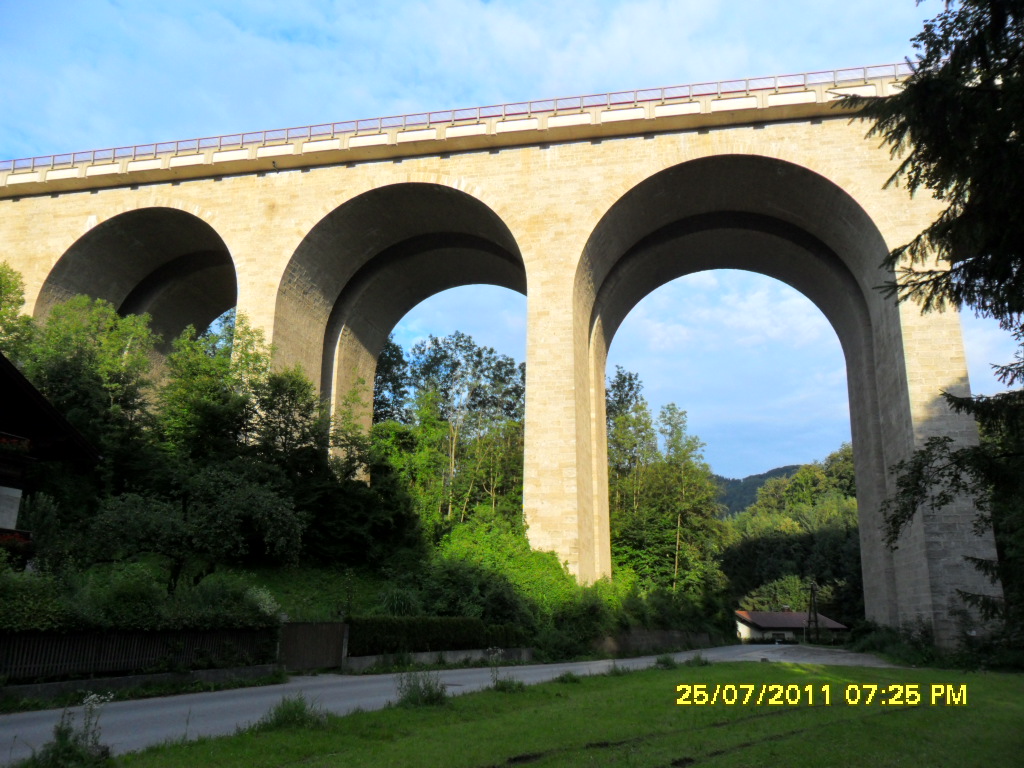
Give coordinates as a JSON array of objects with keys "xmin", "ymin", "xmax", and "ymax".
[{"xmin": 2, "ymin": 0, "xmax": 939, "ymax": 159}]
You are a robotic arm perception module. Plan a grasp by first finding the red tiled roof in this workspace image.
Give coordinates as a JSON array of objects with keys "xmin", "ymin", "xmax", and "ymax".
[{"xmin": 735, "ymin": 610, "xmax": 847, "ymax": 631}]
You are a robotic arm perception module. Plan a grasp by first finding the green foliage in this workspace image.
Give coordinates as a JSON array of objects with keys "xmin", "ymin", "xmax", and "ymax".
[
  {"xmin": 371, "ymin": 332, "xmax": 526, "ymax": 542},
  {"xmin": 846, "ymin": 1, "xmax": 1024, "ymax": 319},
  {"xmin": 652, "ymin": 654, "xmax": 678, "ymax": 670},
  {"xmin": 714, "ymin": 465, "xmax": 801, "ymax": 515},
  {"xmin": 157, "ymin": 314, "xmax": 266, "ymax": 459},
  {"xmin": 0, "ymin": 564, "xmax": 280, "ymax": 633},
  {"xmin": 20, "ymin": 295, "xmax": 156, "ymax": 444},
  {"xmin": 490, "ymin": 676, "xmax": 526, "ymax": 693},
  {"xmin": 720, "ymin": 444, "xmax": 862, "ymax": 626},
  {"xmin": 373, "ymin": 334, "xmax": 410, "ymax": 424},
  {"xmin": 848, "ymin": 619, "xmax": 941, "ymax": 668},
  {"xmin": 605, "ymin": 373, "xmax": 727, "ymax": 599},
  {"xmin": 88, "ymin": 459, "xmax": 305, "ymax": 592},
  {"xmin": 251, "ymin": 695, "xmax": 328, "ymax": 732},
  {"xmin": 0, "ymin": 567, "xmax": 69, "ymax": 632},
  {"xmin": 848, "ymin": 2, "xmax": 1024, "ymax": 645},
  {"xmin": 15, "ymin": 696, "xmax": 114, "ymax": 767},
  {"xmin": 394, "ymin": 669, "xmax": 448, "ymax": 708},
  {"xmin": 0, "ymin": 261, "xmax": 34, "ymax": 361},
  {"xmin": 73, "ymin": 563, "xmax": 167, "ymax": 630},
  {"xmin": 739, "ymin": 574, "xmax": 821, "ymax": 613}
]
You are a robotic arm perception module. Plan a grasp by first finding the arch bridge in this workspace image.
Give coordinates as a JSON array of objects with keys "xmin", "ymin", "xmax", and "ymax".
[{"xmin": 0, "ymin": 64, "xmax": 998, "ymax": 644}]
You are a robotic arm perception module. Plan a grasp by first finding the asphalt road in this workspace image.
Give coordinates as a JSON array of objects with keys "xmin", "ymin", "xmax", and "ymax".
[{"xmin": 0, "ymin": 644, "xmax": 895, "ymax": 765}]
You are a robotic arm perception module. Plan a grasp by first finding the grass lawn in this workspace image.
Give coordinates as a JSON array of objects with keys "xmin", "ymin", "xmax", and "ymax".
[{"xmin": 119, "ymin": 661, "xmax": 1022, "ymax": 767}]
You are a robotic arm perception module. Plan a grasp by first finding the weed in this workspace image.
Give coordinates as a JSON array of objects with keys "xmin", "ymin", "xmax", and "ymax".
[
  {"xmin": 394, "ymin": 670, "xmax": 448, "ymax": 707},
  {"xmin": 251, "ymin": 694, "xmax": 328, "ymax": 732},
  {"xmin": 554, "ymin": 671, "xmax": 582, "ymax": 684},
  {"xmin": 681, "ymin": 653, "xmax": 711, "ymax": 667},
  {"xmin": 16, "ymin": 692, "xmax": 114, "ymax": 767},
  {"xmin": 653, "ymin": 654, "xmax": 679, "ymax": 670},
  {"xmin": 606, "ymin": 662, "xmax": 634, "ymax": 676},
  {"xmin": 491, "ymin": 677, "xmax": 526, "ymax": 693}
]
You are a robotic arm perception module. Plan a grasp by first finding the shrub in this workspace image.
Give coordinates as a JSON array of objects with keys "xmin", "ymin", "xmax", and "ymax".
[
  {"xmin": 491, "ymin": 677, "xmax": 526, "ymax": 693},
  {"xmin": 73, "ymin": 563, "xmax": 166, "ymax": 630},
  {"xmin": 168, "ymin": 577, "xmax": 280, "ymax": 630},
  {"xmin": 377, "ymin": 585, "xmax": 422, "ymax": 617},
  {"xmin": 16, "ymin": 693, "xmax": 113, "ymax": 767},
  {"xmin": 419, "ymin": 558, "xmax": 537, "ymax": 631},
  {"xmin": 533, "ymin": 586, "xmax": 614, "ymax": 660},
  {"xmin": 251, "ymin": 694, "xmax": 327, "ymax": 732},
  {"xmin": 395, "ymin": 670, "xmax": 447, "ymax": 707},
  {"xmin": 653, "ymin": 654, "xmax": 679, "ymax": 670},
  {"xmin": 0, "ymin": 569, "xmax": 69, "ymax": 632}
]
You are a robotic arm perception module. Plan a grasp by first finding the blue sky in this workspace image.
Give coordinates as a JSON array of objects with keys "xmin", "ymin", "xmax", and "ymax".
[{"xmin": 1, "ymin": 0, "xmax": 1015, "ymax": 478}]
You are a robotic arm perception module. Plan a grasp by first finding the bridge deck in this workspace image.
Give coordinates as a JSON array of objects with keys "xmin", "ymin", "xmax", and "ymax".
[{"xmin": 0, "ymin": 64, "xmax": 910, "ymax": 198}]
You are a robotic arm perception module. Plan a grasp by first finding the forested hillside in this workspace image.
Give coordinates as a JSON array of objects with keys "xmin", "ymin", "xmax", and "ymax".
[{"xmin": 714, "ymin": 465, "xmax": 801, "ymax": 515}]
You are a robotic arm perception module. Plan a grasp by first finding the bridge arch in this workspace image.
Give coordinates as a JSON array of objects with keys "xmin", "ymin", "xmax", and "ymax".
[
  {"xmin": 568, "ymin": 153, "xmax": 982, "ymax": 635},
  {"xmin": 36, "ymin": 207, "xmax": 237, "ymax": 352},
  {"xmin": 272, "ymin": 182, "xmax": 525, "ymax": 417}
]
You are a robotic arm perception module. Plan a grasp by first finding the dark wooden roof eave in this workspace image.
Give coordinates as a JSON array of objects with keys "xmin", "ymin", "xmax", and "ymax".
[{"xmin": 0, "ymin": 352, "xmax": 101, "ymax": 466}]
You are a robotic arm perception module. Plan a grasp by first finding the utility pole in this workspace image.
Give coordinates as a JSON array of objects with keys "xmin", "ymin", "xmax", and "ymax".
[{"xmin": 806, "ymin": 581, "xmax": 820, "ymax": 644}]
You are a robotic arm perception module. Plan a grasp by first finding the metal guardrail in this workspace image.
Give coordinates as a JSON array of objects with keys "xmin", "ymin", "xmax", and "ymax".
[{"xmin": 0, "ymin": 63, "xmax": 912, "ymax": 174}]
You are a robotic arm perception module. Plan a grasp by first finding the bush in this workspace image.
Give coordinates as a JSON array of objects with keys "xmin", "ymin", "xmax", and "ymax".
[
  {"xmin": 419, "ymin": 558, "xmax": 537, "ymax": 631},
  {"xmin": 16, "ymin": 693, "xmax": 113, "ymax": 767},
  {"xmin": 1, "ymin": 562, "xmax": 282, "ymax": 635},
  {"xmin": 0, "ymin": 569, "xmax": 69, "ymax": 632},
  {"xmin": 73, "ymin": 563, "xmax": 166, "ymax": 630},
  {"xmin": 394, "ymin": 670, "xmax": 447, "ymax": 707},
  {"xmin": 491, "ymin": 677, "xmax": 526, "ymax": 693},
  {"xmin": 251, "ymin": 694, "xmax": 327, "ymax": 732},
  {"xmin": 167, "ymin": 577, "xmax": 280, "ymax": 630},
  {"xmin": 848, "ymin": 619, "xmax": 939, "ymax": 667},
  {"xmin": 533, "ymin": 587, "xmax": 614, "ymax": 661}
]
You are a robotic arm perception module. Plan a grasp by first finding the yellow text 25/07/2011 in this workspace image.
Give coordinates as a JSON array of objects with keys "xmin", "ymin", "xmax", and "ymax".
[{"xmin": 674, "ymin": 683, "xmax": 967, "ymax": 707}]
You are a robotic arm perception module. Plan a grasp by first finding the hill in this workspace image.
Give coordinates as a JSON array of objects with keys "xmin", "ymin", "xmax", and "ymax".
[{"xmin": 714, "ymin": 465, "xmax": 801, "ymax": 515}]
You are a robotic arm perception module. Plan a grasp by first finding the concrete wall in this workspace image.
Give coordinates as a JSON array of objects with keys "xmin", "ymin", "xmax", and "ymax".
[{"xmin": 0, "ymin": 74, "xmax": 1000, "ymax": 645}]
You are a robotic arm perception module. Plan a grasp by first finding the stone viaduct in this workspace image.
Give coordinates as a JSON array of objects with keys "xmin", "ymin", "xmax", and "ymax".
[{"xmin": 0, "ymin": 64, "xmax": 999, "ymax": 643}]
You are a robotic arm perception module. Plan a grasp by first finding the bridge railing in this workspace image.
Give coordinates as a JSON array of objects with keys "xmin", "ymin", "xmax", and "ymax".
[{"xmin": 0, "ymin": 62, "xmax": 913, "ymax": 174}]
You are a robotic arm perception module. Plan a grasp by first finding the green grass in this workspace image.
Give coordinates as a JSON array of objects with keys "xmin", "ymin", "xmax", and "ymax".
[{"xmin": 118, "ymin": 662, "xmax": 1022, "ymax": 767}]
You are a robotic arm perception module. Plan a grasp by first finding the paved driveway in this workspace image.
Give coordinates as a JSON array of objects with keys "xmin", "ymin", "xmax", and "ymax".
[{"xmin": 0, "ymin": 644, "xmax": 895, "ymax": 764}]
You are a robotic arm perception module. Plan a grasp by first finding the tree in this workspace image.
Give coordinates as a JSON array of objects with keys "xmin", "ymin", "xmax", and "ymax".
[
  {"xmin": 374, "ymin": 334, "xmax": 410, "ymax": 423},
  {"xmin": 605, "ymin": 370, "xmax": 726, "ymax": 596},
  {"xmin": 0, "ymin": 261, "xmax": 33, "ymax": 361},
  {"xmin": 401, "ymin": 332, "xmax": 526, "ymax": 528},
  {"xmin": 606, "ymin": 365, "xmax": 643, "ymax": 428},
  {"xmin": 848, "ymin": 1, "xmax": 1024, "ymax": 639},
  {"xmin": 719, "ymin": 445, "xmax": 863, "ymax": 626},
  {"xmin": 157, "ymin": 313, "xmax": 271, "ymax": 459},
  {"xmin": 849, "ymin": 1, "xmax": 1024, "ymax": 321},
  {"xmin": 89, "ymin": 459, "xmax": 305, "ymax": 592}
]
